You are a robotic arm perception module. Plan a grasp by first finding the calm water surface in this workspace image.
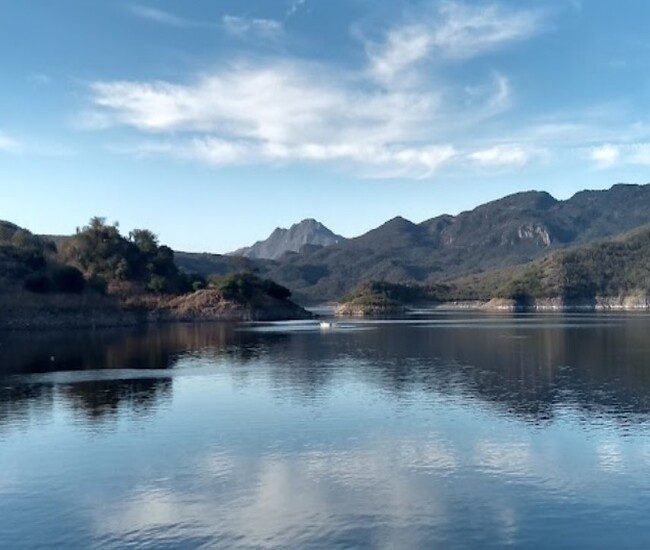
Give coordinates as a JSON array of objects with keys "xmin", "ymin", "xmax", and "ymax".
[{"xmin": 1, "ymin": 312, "xmax": 650, "ymax": 548}]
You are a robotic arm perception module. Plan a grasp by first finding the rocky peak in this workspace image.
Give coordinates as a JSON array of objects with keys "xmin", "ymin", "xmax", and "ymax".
[{"xmin": 230, "ymin": 219, "xmax": 344, "ymax": 260}]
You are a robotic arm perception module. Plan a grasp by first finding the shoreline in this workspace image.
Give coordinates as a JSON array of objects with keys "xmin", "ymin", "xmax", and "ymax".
[
  {"xmin": 0, "ymin": 289, "xmax": 312, "ymax": 331},
  {"xmin": 3, "ymin": 295, "xmax": 649, "ymax": 330},
  {"xmin": 0, "ymin": 309, "xmax": 312, "ymax": 331},
  {"xmin": 334, "ymin": 295, "xmax": 650, "ymax": 316}
]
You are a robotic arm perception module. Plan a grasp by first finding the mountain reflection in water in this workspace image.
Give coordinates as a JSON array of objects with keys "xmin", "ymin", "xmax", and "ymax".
[
  {"xmin": 2, "ymin": 314, "xmax": 649, "ymax": 425},
  {"xmin": 1, "ymin": 313, "xmax": 650, "ymax": 548}
]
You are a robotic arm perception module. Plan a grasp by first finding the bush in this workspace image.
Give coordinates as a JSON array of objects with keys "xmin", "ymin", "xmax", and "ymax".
[
  {"xmin": 146, "ymin": 275, "xmax": 168, "ymax": 293},
  {"xmin": 209, "ymin": 273, "xmax": 291, "ymax": 303},
  {"xmin": 51, "ymin": 266, "xmax": 86, "ymax": 293},
  {"xmin": 24, "ymin": 273, "xmax": 52, "ymax": 293},
  {"xmin": 192, "ymin": 279, "xmax": 206, "ymax": 291},
  {"xmin": 261, "ymin": 279, "xmax": 291, "ymax": 299},
  {"xmin": 88, "ymin": 276, "xmax": 108, "ymax": 294},
  {"xmin": 217, "ymin": 273, "xmax": 255, "ymax": 301},
  {"xmin": 183, "ymin": 272, "xmax": 207, "ymax": 292}
]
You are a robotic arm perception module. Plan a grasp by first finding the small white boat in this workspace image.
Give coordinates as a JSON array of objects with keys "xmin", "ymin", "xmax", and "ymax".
[{"xmin": 319, "ymin": 321, "xmax": 334, "ymax": 329}]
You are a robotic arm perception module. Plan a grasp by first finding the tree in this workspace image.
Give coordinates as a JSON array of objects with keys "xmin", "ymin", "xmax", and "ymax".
[
  {"xmin": 129, "ymin": 229, "xmax": 159, "ymax": 256},
  {"xmin": 59, "ymin": 217, "xmax": 190, "ymax": 295}
]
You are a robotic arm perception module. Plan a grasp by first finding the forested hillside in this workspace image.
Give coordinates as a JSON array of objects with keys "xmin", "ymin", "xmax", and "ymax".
[
  {"xmin": 340, "ymin": 225, "xmax": 650, "ymax": 309},
  {"xmin": 498, "ymin": 225, "xmax": 650, "ymax": 301}
]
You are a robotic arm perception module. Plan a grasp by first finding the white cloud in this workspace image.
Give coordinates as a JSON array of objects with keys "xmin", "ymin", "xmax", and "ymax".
[
  {"xmin": 366, "ymin": 1, "xmax": 543, "ymax": 82},
  {"xmin": 88, "ymin": 61, "xmax": 461, "ymax": 177},
  {"xmin": 589, "ymin": 144, "xmax": 620, "ymax": 167},
  {"xmin": 367, "ymin": 25, "xmax": 433, "ymax": 84},
  {"xmin": 128, "ymin": 4, "xmax": 209, "ymax": 28},
  {"xmin": 28, "ymin": 73, "xmax": 52, "ymax": 86},
  {"xmin": 629, "ymin": 143, "xmax": 650, "ymax": 165},
  {"xmin": 586, "ymin": 142, "xmax": 650, "ymax": 168},
  {"xmin": 469, "ymin": 144, "xmax": 532, "ymax": 167},
  {"xmin": 0, "ymin": 131, "xmax": 75, "ymax": 157},
  {"xmin": 222, "ymin": 16, "xmax": 283, "ymax": 40},
  {"xmin": 120, "ymin": 135, "xmax": 456, "ymax": 179},
  {"xmin": 0, "ymin": 131, "xmax": 21, "ymax": 153},
  {"xmin": 462, "ymin": 73, "xmax": 512, "ymax": 119},
  {"xmin": 433, "ymin": 2, "xmax": 543, "ymax": 60},
  {"xmin": 287, "ymin": 0, "xmax": 306, "ymax": 17}
]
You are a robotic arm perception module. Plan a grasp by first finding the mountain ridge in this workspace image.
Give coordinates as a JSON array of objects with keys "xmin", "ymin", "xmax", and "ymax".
[{"xmin": 258, "ymin": 183, "xmax": 650, "ymax": 301}]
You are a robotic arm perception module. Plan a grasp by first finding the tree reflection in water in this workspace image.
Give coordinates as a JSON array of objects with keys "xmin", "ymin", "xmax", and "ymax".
[{"xmin": 1, "ymin": 314, "xmax": 650, "ymax": 427}]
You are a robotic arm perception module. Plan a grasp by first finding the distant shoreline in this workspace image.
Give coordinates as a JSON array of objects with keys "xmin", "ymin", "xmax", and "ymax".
[{"xmin": 334, "ymin": 295, "xmax": 650, "ymax": 317}]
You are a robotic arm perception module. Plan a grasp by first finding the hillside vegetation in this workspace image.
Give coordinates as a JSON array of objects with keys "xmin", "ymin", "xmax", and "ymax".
[
  {"xmin": 339, "ymin": 225, "xmax": 650, "ymax": 310},
  {"xmin": 0, "ymin": 218, "xmax": 309, "ymax": 327},
  {"xmin": 497, "ymin": 225, "xmax": 650, "ymax": 301},
  {"xmin": 247, "ymin": 184, "xmax": 650, "ymax": 302},
  {"xmin": 59, "ymin": 217, "xmax": 202, "ymax": 295}
]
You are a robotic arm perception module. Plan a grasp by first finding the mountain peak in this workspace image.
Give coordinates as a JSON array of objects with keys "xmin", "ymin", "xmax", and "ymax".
[
  {"xmin": 479, "ymin": 190, "xmax": 558, "ymax": 211},
  {"xmin": 231, "ymin": 219, "xmax": 344, "ymax": 260}
]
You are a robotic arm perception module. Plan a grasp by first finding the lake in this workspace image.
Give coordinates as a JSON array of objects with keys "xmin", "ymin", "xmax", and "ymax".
[{"xmin": 1, "ymin": 312, "xmax": 650, "ymax": 548}]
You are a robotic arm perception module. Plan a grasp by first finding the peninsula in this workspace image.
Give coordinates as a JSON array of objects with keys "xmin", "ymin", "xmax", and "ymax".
[{"xmin": 0, "ymin": 218, "xmax": 310, "ymax": 329}]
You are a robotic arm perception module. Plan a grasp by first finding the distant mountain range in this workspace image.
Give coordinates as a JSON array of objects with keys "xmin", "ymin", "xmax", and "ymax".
[
  {"xmin": 230, "ymin": 218, "xmax": 344, "ymax": 260},
  {"xmin": 258, "ymin": 183, "xmax": 650, "ymax": 301},
  {"xmin": 177, "ymin": 183, "xmax": 650, "ymax": 303}
]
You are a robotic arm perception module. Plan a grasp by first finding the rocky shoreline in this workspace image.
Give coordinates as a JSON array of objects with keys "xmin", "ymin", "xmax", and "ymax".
[
  {"xmin": 333, "ymin": 295, "xmax": 650, "ymax": 316},
  {"xmin": 4, "ymin": 292, "xmax": 648, "ymax": 329},
  {"xmin": 334, "ymin": 302, "xmax": 406, "ymax": 317},
  {"xmin": 0, "ymin": 289, "xmax": 312, "ymax": 330},
  {"xmin": 481, "ymin": 296, "xmax": 650, "ymax": 312}
]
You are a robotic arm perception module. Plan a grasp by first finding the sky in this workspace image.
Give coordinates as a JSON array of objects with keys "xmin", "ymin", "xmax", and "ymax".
[{"xmin": 1, "ymin": 0, "xmax": 650, "ymax": 253}]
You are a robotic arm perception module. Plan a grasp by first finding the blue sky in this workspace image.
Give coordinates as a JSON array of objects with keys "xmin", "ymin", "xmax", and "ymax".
[{"xmin": 1, "ymin": 0, "xmax": 650, "ymax": 252}]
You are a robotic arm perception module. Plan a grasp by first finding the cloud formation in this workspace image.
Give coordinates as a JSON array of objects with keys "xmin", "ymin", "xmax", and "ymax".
[
  {"xmin": 222, "ymin": 16, "xmax": 283, "ymax": 39},
  {"xmin": 589, "ymin": 144, "xmax": 620, "ymax": 168},
  {"xmin": 287, "ymin": 0, "xmax": 307, "ymax": 17},
  {"xmin": 366, "ymin": 2, "xmax": 543, "ymax": 82},
  {"xmin": 588, "ymin": 142, "xmax": 650, "ymax": 168},
  {"xmin": 469, "ymin": 144, "xmax": 533, "ymax": 167},
  {"xmin": 88, "ymin": 58, "xmax": 491, "ymax": 176},
  {"xmin": 128, "ymin": 4, "xmax": 210, "ymax": 28},
  {"xmin": 0, "ymin": 131, "xmax": 21, "ymax": 153},
  {"xmin": 89, "ymin": 2, "xmax": 551, "ymax": 178}
]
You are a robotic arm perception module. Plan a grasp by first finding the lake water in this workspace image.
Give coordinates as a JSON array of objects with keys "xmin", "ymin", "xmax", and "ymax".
[{"xmin": 1, "ymin": 312, "xmax": 650, "ymax": 548}]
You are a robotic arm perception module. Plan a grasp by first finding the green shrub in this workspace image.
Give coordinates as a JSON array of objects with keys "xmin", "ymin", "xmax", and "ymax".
[
  {"xmin": 24, "ymin": 273, "xmax": 52, "ymax": 293},
  {"xmin": 261, "ymin": 279, "xmax": 291, "ymax": 299},
  {"xmin": 209, "ymin": 273, "xmax": 291, "ymax": 303},
  {"xmin": 51, "ymin": 266, "xmax": 86, "ymax": 293},
  {"xmin": 146, "ymin": 275, "xmax": 168, "ymax": 294},
  {"xmin": 192, "ymin": 279, "xmax": 206, "ymax": 291}
]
